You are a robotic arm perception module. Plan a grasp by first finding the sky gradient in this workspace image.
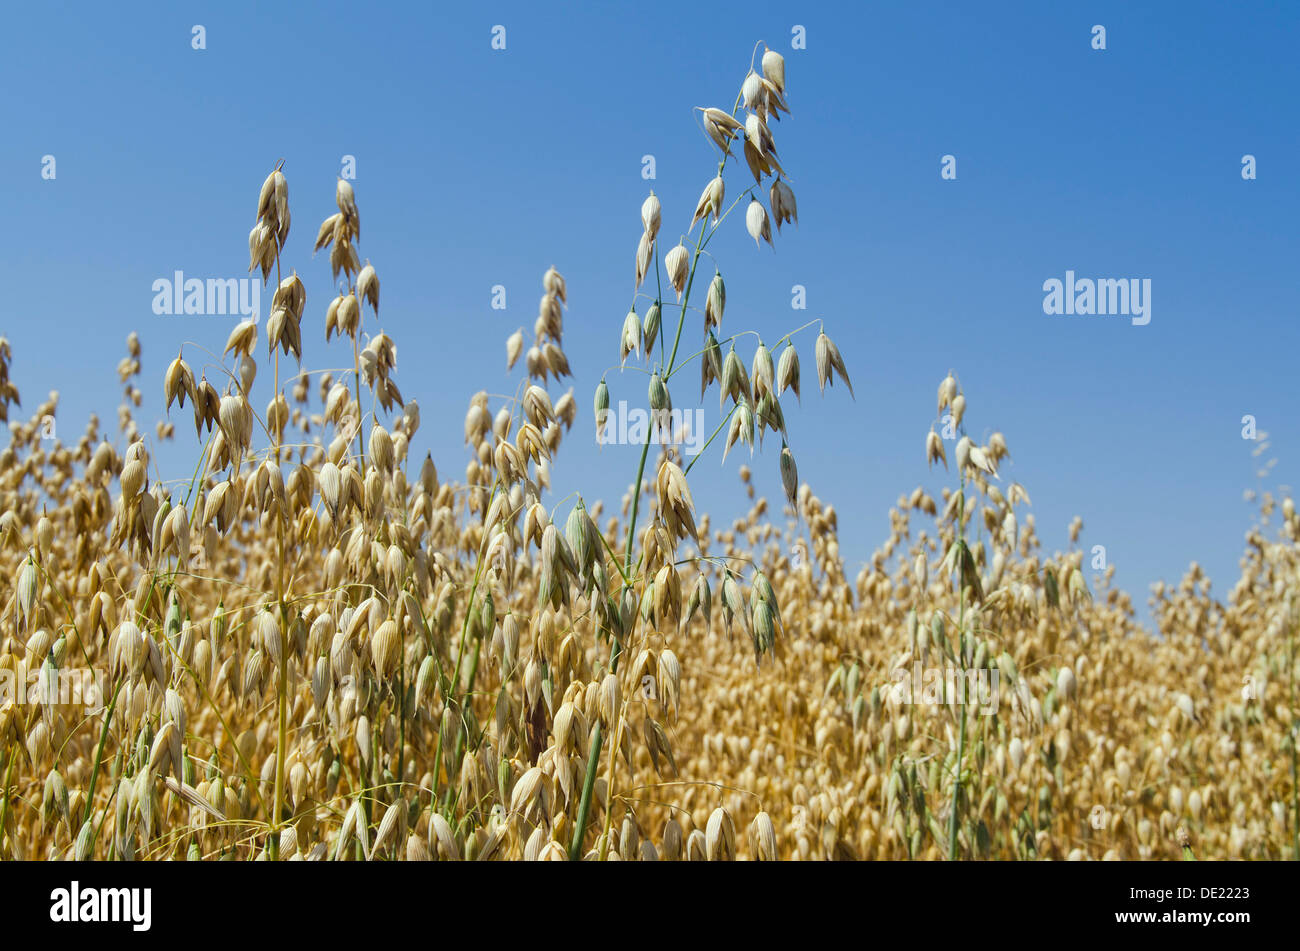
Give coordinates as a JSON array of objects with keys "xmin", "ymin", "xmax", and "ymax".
[{"xmin": 3, "ymin": 0, "xmax": 1298, "ymax": 627}]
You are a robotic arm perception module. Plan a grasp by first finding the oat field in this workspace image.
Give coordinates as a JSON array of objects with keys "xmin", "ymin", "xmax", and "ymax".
[{"xmin": 1, "ymin": 42, "xmax": 1295, "ymax": 863}]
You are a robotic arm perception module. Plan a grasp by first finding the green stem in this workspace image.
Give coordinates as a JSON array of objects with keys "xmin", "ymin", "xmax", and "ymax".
[
  {"xmin": 949, "ymin": 700, "xmax": 967, "ymax": 859},
  {"xmin": 0, "ymin": 744, "xmax": 14, "ymax": 858},
  {"xmin": 948, "ymin": 485, "xmax": 967, "ymax": 860},
  {"xmin": 662, "ymin": 229, "xmax": 709, "ymax": 380},
  {"xmin": 566, "ymin": 73, "xmax": 754, "ymax": 859},
  {"xmin": 569, "ymin": 357, "xmax": 662, "ymax": 859},
  {"xmin": 684, "ymin": 405, "xmax": 738, "ymax": 476},
  {"xmin": 81, "ymin": 678, "xmax": 125, "ymax": 830},
  {"xmin": 448, "ymin": 637, "xmax": 483, "ymax": 794},
  {"xmin": 569, "ymin": 718, "xmax": 605, "ymax": 860},
  {"xmin": 569, "ymin": 201, "xmax": 716, "ymax": 861},
  {"xmin": 439, "ymin": 482, "xmax": 500, "ymax": 813}
]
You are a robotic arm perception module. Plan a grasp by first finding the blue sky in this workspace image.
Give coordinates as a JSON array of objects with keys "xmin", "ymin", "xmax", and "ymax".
[{"xmin": 3, "ymin": 1, "xmax": 1297, "ymax": 627}]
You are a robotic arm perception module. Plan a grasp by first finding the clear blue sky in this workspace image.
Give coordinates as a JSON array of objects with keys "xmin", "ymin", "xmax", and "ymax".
[{"xmin": 4, "ymin": 1, "xmax": 1297, "ymax": 627}]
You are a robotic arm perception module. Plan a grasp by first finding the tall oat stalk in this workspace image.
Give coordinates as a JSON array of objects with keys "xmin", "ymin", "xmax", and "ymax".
[{"xmin": 567, "ymin": 42, "xmax": 853, "ymax": 859}]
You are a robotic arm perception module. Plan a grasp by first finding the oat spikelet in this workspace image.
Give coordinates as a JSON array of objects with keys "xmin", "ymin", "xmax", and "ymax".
[{"xmin": 814, "ymin": 331, "xmax": 853, "ymax": 398}]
